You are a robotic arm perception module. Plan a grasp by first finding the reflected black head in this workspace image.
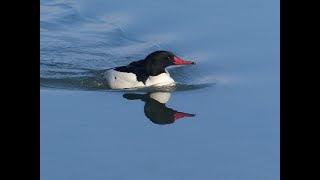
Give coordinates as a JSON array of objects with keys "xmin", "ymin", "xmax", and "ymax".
[
  {"xmin": 123, "ymin": 92, "xmax": 196, "ymax": 125},
  {"xmin": 144, "ymin": 98, "xmax": 195, "ymax": 125}
]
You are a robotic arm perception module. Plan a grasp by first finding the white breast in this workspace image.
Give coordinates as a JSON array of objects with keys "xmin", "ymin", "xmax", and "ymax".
[
  {"xmin": 150, "ymin": 92, "xmax": 171, "ymax": 104},
  {"xmin": 145, "ymin": 73, "xmax": 176, "ymax": 87}
]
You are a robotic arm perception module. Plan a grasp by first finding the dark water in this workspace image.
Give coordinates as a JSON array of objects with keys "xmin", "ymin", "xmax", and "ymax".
[{"xmin": 40, "ymin": 0, "xmax": 279, "ymax": 179}]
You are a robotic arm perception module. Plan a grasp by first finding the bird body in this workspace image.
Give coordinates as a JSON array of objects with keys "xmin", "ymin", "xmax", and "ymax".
[{"xmin": 103, "ymin": 51, "xmax": 195, "ymax": 89}]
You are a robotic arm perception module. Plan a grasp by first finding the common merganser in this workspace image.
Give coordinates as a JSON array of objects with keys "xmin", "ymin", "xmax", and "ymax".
[{"xmin": 103, "ymin": 51, "xmax": 195, "ymax": 89}]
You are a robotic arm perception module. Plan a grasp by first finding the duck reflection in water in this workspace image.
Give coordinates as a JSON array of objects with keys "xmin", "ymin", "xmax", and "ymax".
[{"xmin": 123, "ymin": 92, "xmax": 195, "ymax": 125}]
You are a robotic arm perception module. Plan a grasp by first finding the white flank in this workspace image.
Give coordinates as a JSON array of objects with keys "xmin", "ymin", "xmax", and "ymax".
[
  {"xmin": 103, "ymin": 69, "xmax": 145, "ymax": 89},
  {"xmin": 104, "ymin": 69, "xmax": 176, "ymax": 89}
]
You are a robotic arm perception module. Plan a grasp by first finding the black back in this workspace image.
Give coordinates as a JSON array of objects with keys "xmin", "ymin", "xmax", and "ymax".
[{"xmin": 114, "ymin": 60, "xmax": 149, "ymax": 83}]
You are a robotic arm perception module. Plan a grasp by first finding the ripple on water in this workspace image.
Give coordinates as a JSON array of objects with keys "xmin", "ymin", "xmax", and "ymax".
[
  {"xmin": 40, "ymin": 67, "xmax": 217, "ymax": 92},
  {"xmin": 40, "ymin": 0, "xmax": 217, "ymax": 92}
]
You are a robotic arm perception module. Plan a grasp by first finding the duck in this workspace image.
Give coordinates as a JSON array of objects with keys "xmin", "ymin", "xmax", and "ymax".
[{"xmin": 103, "ymin": 51, "xmax": 195, "ymax": 89}]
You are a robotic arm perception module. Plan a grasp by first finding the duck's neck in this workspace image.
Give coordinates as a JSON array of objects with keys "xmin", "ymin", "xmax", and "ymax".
[{"xmin": 145, "ymin": 60, "xmax": 167, "ymax": 76}]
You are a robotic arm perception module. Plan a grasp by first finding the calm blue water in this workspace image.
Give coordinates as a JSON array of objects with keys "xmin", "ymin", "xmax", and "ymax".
[{"xmin": 40, "ymin": 0, "xmax": 279, "ymax": 179}]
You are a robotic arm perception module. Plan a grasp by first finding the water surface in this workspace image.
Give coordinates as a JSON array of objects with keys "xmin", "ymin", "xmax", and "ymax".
[{"xmin": 40, "ymin": 0, "xmax": 279, "ymax": 179}]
